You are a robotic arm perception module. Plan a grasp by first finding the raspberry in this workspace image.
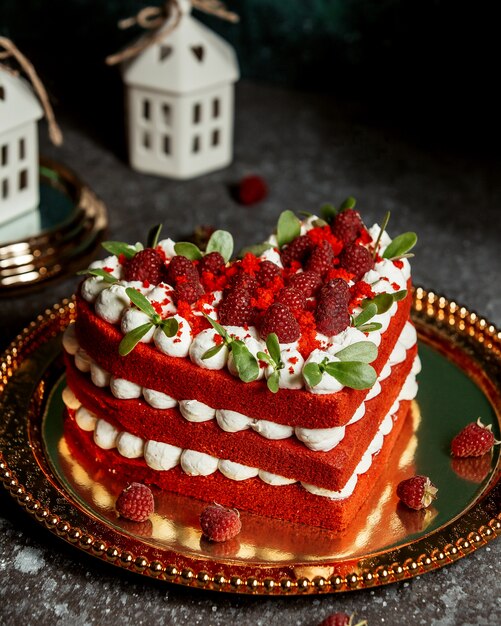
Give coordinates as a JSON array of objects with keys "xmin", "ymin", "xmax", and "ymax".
[
  {"xmin": 115, "ymin": 483, "xmax": 154, "ymax": 522},
  {"xmin": 331, "ymin": 209, "xmax": 364, "ymax": 245},
  {"xmin": 319, "ymin": 278, "xmax": 351, "ymax": 303},
  {"xmin": 123, "ymin": 249, "xmax": 165, "ymax": 285},
  {"xmin": 451, "ymin": 419, "xmax": 499, "ymax": 457},
  {"xmin": 451, "ymin": 453, "xmax": 492, "ymax": 483},
  {"xmin": 226, "ymin": 271, "xmax": 258, "ymax": 294},
  {"xmin": 315, "ymin": 281, "xmax": 351, "ymax": 336},
  {"xmin": 198, "ymin": 251, "xmax": 225, "ymax": 276},
  {"xmin": 305, "ymin": 240, "xmax": 335, "ymax": 276},
  {"xmin": 275, "ymin": 286, "xmax": 306, "ymax": 312},
  {"xmin": 256, "ymin": 260, "xmax": 281, "ymax": 286},
  {"xmin": 339, "ymin": 243, "xmax": 374, "ymax": 281},
  {"xmin": 236, "ymin": 174, "xmax": 268, "ymax": 205},
  {"xmin": 319, "ymin": 613, "xmax": 367, "ymax": 626},
  {"xmin": 166, "ymin": 255, "xmax": 198, "ymax": 285},
  {"xmin": 396, "ymin": 475, "xmax": 438, "ymax": 510},
  {"xmin": 259, "ymin": 303, "xmax": 301, "ymax": 343},
  {"xmin": 219, "ymin": 288, "xmax": 255, "ymax": 325},
  {"xmin": 280, "ymin": 235, "xmax": 314, "ymax": 267},
  {"xmin": 200, "ymin": 504, "xmax": 242, "ymax": 542},
  {"xmin": 287, "ymin": 271, "xmax": 322, "ymax": 297},
  {"xmin": 173, "ymin": 280, "xmax": 204, "ymax": 304}
]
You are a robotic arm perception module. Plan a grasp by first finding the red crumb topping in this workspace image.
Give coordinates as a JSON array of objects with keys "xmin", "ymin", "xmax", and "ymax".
[
  {"xmin": 240, "ymin": 253, "xmax": 261, "ymax": 276},
  {"xmin": 142, "ymin": 280, "xmax": 150, "ymax": 289},
  {"xmin": 306, "ymin": 226, "xmax": 344, "ymax": 256},
  {"xmin": 213, "ymin": 333, "xmax": 223, "ymax": 345},
  {"xmin": 393, "ymin": 259, "xmax": 404, "ymax": 269},
  {"xmin": 103, "ymin": 267, "xmax": 114, "ymax": 273},
  {"xmin": 349, "ymin": 281, "xmax": 375, "ymax": 312},
  {"xmin": 288, "ymin": 356, "xmax": 299, "ymax": 364},
  {"xmin": 391, "ymin": 282, "xmax": 400, "ymax": 291},
  {"xmin": 296, "ymin": 310, "xmax": 321, "ymax": 358},
  {"xmin": 200, "ymin": 271, "xmax": 229, "ymax": 292},
  {"xmin": 325, "ymin": 267, "xmax": 355, "ymax": 283},
  {"xmin": 356, "ymin": 228, "xmax": 372, "ymax": 245},
  {"xmin": 118, "ymin": 254, "xmax": 128, "ymax": 266},
  {"xmin": 176, "ymin": 301, "xmax": 209, "ymax": 336}
]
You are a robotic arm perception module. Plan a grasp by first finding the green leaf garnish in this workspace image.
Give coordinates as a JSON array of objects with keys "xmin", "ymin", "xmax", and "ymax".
[
  {"xmin": 231, "ymin": 340, "xmax": 259, "ymax": 383},
  {"xmin": 238, "ymin": 243, "xmax": 273, "ymax": 258},
  {"xmin": 147, "ymin": 224, "xmax": 163, "ymax": 249},
  {"xmin": 160, "ymin": 317, "xmax": 179, "ymax": 338},
  {"xmin": 257, "ymin": 351, "xmax": 274, "ymax": 367},
  {"xmin": 277, "ymin": 210, "xmax": 301, "ymax": 248},
  {"xmin": 298, "ymin": 210, "xmax": 314, "ymax": 218},
  {"xmin": 101, "ymin": 241, "xmax": 140, "ymax": 259},
  {"xmin": 335, "ymin": 341, "xmax": 378, "ymax": 364},
  {"xmin": 302, "ymin": 362, "xmax": 323, "ymax": 388},
  {"xmin": 202, "ymin": 343, "xmax": 225, "ymax": 360},
  {"xmin": 393, "ymin": 290, "xmax": 408, "ymax": 301},
  {"xmin": 206, "ymin": 230, "xmax": 234, "ymax": 263},
  {"xmin": 363, "ymin": 293, "xmax": 394, "ymax": 315},
  {"xmin": 353, "ymin": 302, "xmax": 378, "ymax": 327},
  {"xmin": 372, "ymin": 211, "xmax": 391, "ymax": 259},
  {"xmin": 324, "ymin": 361, "xmax": 377, "ymax": 390},
  {"xmin": 357, "ymin": 322, "xmax": 383, "ymax": 333},
  {"xmin": 266, "ymin": 371, "xmax": 280, "ymax": 393},
  {"xmin": 383, "ymin": 232, "xmax": 417, "ymax": 260},
  {"xmin": 312, "ymin": 218, "xmax": 329, "ymax": 228},
  {"xmin": 339, "ymin": 196, "xmax": 357, "ymax": 211},
  {"xmin": 174, "ymin": 242, "xmax": 203, "ymax": 261},
  {"xmin": 320, "ymin": 203, "xmax": 337, "ymax": 223},
  {"xmin": 203, "ymin": 314, "xmax": 231, "ymax": 343},
  {"xmin": 119, "ymin": 323, "xmax": 153, "ymax": 356},
  {"xmin": 125, "ymin": 288, "xmax": 157, "ymax": 318},
  {"xmin": 76, "ymin": 268, "xmax": 118, "ymax": 283},
  {"xmin": 265, "ymin": 333, "xmax": 282, "ymax": 369}
]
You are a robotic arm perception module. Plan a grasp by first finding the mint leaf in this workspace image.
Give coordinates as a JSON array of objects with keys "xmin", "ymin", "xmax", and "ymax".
[
  {"xmin": 119, "ymin": 323, "xmax": 153, "ymax": 356},
  {"xmin": 206, "ymin": 230, "xmax": 234, "ymax": 263},
  {"xmin": 147, "ymin": 224, "xmax": 163, "ymax": 249},
  {"xmin": 335, "ymin": 341, "xmax": 378, "ymax": 364},
  {"xmin": 231, "ymin": 340, "xmax": 259, "ymax": 382},
  {"xmin": 353, "ymin": 302, "xmax": 378, "ymax": 327},
  {"xmin": 101, "ymin": 241, "xmax": 139, "ymax": 259},
  {"xmin": 383, "ymin": 232, "xmax": 417, "ymax": 260},
  {"xmin": 324, "ymin": 361, "xmax": 377, "ymax": 389},
  {"xmin": 265, "ymin": 333, "xmax": 282, "ymax": 368},
  {"xmin": 125, "ymin": 288, "xmax": 156, "ymax": 318},
  {"xmin": 160, "ymin": 317, "xmax": 179, "ymax": 337},
  {"xmin": 320, "ymin": 203, "xmax": 337, "ymax": 223},
  {"xmin": 203, "ymin": 314, "xmax": 231, "ymax": 343},
  {"xmin": 339, "ymin": 196, "xmax": 356, "ymax": 211},
  {"xmin": 174, "ymin": 242, "xmax": 203, "ymax": 261},
  {"xmin": 238, "ymin": 243, "xmax": 273, "ymax": 258},
  {"xmin": 77, "ymin": 268, "xmax": 118, "ymax": 284},
  {"xmin": 277, "ymin": 210, "xmax": 301, "ymax": 248},
  {"xmin": 363, "ymin": 293, "xmax": 394, "ymax": 315},
  {"xmin": 257, "ymin": 351, "xmax": 274, "ymax": 367},
  {"xmin": 302, "ymin": 362, "xmax": 323, "ymax": 388},
  {"xmin": 267, "ymin": 371, "xmax": 280, "ymax": 393},
  {"xmin": 357, "ymin": 322, "xmax": 383, "ymax": 333},
  {"xmin": 202, "ymin": 343, "xmax": 225, "ymax": 360}
]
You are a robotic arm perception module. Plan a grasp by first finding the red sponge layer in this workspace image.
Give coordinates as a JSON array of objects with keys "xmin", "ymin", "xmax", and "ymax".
[
  {"xmin": 64, "ymin": 399, "xmax": 412, "ymax": 532},
  {"xmin": 65, "ymin": 343, "xmax": 416, "ymax": 490},
  {"xmin": 74, "ymin": 285, "xmax": 412, "ymax": 428}
]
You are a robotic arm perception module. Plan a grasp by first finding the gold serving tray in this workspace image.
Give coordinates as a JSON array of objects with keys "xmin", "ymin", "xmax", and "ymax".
[{"xmin": 0, "ymin": 287, "xmax": 500, "ymax": 595}]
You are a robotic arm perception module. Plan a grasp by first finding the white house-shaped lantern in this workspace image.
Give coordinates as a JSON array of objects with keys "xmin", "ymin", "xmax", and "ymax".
[
  {"xmin": 122, "ymin": 0, "xmax": 239, "ymax": 180},
  {"xmin": 0, "ymin": 70, "xmax": 43, "ymax": 226}
]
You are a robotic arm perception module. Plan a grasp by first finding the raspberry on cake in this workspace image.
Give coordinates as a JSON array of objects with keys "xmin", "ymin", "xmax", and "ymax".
[{"xmin": 66, "ymin": 203, "xmax": 419, "ymax": 533}]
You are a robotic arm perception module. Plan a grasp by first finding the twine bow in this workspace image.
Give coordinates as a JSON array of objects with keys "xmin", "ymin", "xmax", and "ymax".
[
  {"xmin": 0, "ymin": 37, "xmax": 63, "ymax": 146},
  {"xmin": 106, "ymin": 0, "xmax": 239, "ymax": 66}
]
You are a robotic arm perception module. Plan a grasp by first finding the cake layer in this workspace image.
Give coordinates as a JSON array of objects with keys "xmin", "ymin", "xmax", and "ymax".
[
  {"xmin": 74, "ymin": 285, "xmax": 412, "ymax": 428},
  {"xmin": 64, "ymin": 343, "xmax": 417, "ymax": 491},
  {"xmin": 63, "ymin": 399, "xmax": 412, "ymax": 531}
]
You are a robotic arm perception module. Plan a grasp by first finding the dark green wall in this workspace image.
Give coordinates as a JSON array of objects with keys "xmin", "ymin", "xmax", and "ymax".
[{"xmin": 1, "ymin": 1, "xmax": 498, "ymax": 151}]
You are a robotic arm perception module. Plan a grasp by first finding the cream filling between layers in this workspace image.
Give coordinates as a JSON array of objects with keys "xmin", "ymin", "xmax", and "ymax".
[
  {"xmin": 65, "ymin": 365, "xmax": 418, "ymax": 500},
  {"xmin": 64, "ymin": 322, "xmax": 419, "ymax": 452}
]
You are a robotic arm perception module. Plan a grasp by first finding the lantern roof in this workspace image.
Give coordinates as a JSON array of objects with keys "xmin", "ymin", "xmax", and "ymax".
[
  {"xmin": 0, "ymin": 70, "xmax": 43, "ymax": 134},
  {"xmin": 122, "ymin": 3, "xmax": 239, "ymax": 95}
]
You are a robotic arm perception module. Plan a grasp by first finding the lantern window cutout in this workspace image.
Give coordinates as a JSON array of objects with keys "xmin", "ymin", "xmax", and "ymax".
[
  {"xmin": 122, "ymin": 0, "xmax": 239, "ymax": 180},
  {"xmin": 0, "ymin": 71, "xmax": 43, "ymax": 226}
]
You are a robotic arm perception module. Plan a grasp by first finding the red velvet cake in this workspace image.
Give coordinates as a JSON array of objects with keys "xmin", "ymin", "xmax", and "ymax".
[{"xmin": 62, "ymin": 205, "xmax": 420, "ymax": 532}]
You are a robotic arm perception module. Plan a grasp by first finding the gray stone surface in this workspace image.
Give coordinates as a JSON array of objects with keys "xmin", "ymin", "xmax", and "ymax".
[{"xmin": 0, "ymin": 82, "xmax": 500, "ymax": 625}]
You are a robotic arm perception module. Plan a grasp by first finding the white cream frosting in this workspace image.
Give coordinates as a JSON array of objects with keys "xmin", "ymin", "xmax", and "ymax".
[
  {"xmin": 303, "ymin": 350, "xmax": 344, "ymax": 395},
  {"xmin": 265, "ymin": 348, "xmax": 305, "ymax": 390},
  {"xmin": 95, "ymin": 283, "xmax": 132, "ymax": 325},
  {"xmin": 74, "ymin": 348, "xmax": 92, "ymax": 373},
  {"xmin": 179, "ymin": 399, "xmax": 216, "ymax": 422},
  {"xmin": 94, "ymin": 419, "xmax": 119, "ymax": 449},
  {"xmin": 157, "ymin": 238, "xmax": 177, "ymax": 259},
  {"xmin": 216, "ymin": 408, "xmax": 253, "ymax": 432},
  {"xmin": 147, "ymin": 283, "xmax": 177, "ymax": 316},
  {"xmin": 121, "ymin": 308, "xmax": 155, "ymax": 343},
  {"xmin": 180, "ymin": 450, "xmax": 219, "ymax": 476},
  {"xmin": 154, "ymin": 315, "xmax": 191, "ymax": 358},
  {"xmin": 144, "ymin": 440, "xmax": 182, "ymax": 470},
  {"xmin": 189, "ymin": 328, "xmax": 229, "ymax": 369},
  {"xmin": 62, "ymin": 324, "xmax": 79, "ymax": 355},
  {"xmin": 143, "ymin": 388, "xmax": 177, "ymax": 409},
  {"xmin": 62, "ymin": 386, "xmax": 81, "ymax": 410},
  {"xmin": 90, "ymin": 362, "xmax": 111, "ymax": 388},
  {"xmin": 227, "ymin": 336, "xmax": 266, "ymax": 381},
  {"xmin": 116, "ymin": 432, "xmax": 144, "ymax": 459},
  {"xmin": 75, "ymin": 406, "xmax": 97, "ymax": 431},
  {"xmin": 218, "ymin": 460, "xmax": 259, "ymax": 481},
  {"xmin": 110, "ymin": 376, "xmax": 142, "ymax": 400},
  {"xmin": 251, "ymin": 419, "xmax": 293, "ymax": 440}
]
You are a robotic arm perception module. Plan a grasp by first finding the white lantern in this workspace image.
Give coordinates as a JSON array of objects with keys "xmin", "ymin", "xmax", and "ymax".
[
  {"xmin": 0, "ymin": 70, "xmax": 43, "ymax": 226},
  {"xmin": 121, "ymin": 0, "xmax": 239, "ymax": 180}
]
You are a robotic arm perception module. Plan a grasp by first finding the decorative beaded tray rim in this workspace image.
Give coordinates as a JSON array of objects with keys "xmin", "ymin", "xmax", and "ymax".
[{"xmin": 0, "ymin": 287, "xmax": 500, "ymax": 595}]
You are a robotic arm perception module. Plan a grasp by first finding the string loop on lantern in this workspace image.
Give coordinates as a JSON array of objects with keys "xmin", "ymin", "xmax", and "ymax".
[
  {"xmin": 106, "ymin": 0, "xmax": 239, "ymax": 66},
  {"xmin": 0, "ymin": 37, "xmax": 63, "ymax": 146}
]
